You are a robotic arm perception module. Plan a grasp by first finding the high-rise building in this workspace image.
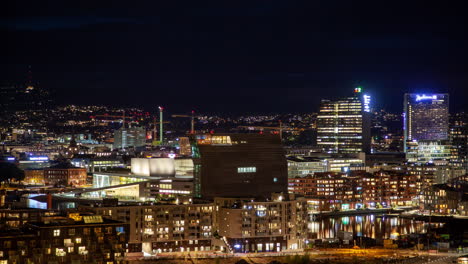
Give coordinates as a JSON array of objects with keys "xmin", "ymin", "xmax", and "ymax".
[
  {"xmin": 178, "ymin": 137, "xmax": 192, "ymax": 156},
  {"xmin": 403, "ymin": 93, "xmax": 449, "ymax": 148},
  {"xmin": 113, "ymin": 126, "xmax": 146, "ymax": 150},
  {"xmin": 192, "ymin": 133, "xmax": 287, "ymax": 199},
  {"xmin": 316, "ymin": 88, "xmax": 371, "ymax": 153},
  {"xmin": 450, "ymin": 112, "xmax": 468, "ymax": 170}
]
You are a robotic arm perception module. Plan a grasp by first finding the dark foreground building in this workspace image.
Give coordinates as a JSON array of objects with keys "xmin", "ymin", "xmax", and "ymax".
[
  {"xmin": 192, "ymin": 133, "xmax": 287, "ymax": 199},
  {"xmin": 0, "ymin": 214, "xmax": 129, "ymax": 264}
]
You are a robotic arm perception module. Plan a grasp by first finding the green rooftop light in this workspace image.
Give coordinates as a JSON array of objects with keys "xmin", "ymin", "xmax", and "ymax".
[{"xmin": 354, "ymin": 87, "xmax": 362, "ymax": 93}]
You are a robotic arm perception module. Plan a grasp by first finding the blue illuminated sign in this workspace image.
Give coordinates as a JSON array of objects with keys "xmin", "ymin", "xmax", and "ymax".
[
  {"xmin": 363, "ymin": 94, "xmax": 371, "ymax": 112},
  {"xmin": 415, "ymin": 94, "xmax": 437, "ymax": 101},
  {"xmin": 29, "ymin": 156, "xmax": 49, "ymax": 161}
]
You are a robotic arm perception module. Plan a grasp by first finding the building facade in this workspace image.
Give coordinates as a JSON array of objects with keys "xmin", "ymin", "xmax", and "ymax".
[
  {"xmin": 403, "ymin": 93, "xmax": 449, "ymax": 149},
  {"xmin": 287, "ymin": 157, "xmax": 326, "ymax": 178},
  {"xmin": 23, "ymin": 169, "xmax": 45, "ymax": 185},
  {"xmin": 214, "ymin": 196, "xmax": 308, "ymax": 253},
  {"xmin": 192, "ymin": 133, "xmax": 287, "ymax": 199},
  {"xmin": 113, "ymin": 126, "xmax": 146, "ymax": 150},
  {"xmin": 44, "ymin": 163, "xmax": 87, "ymax": 186},
  {"xmin": 288, "ymin": 170, "xmax": 419, "ymax": 209},
  {"xmin": 317, "ymin": 88, "xmax": 371, "ymax": 154},
  {"xmin": 0, "ymin": 214, "xmax": 128, "ymax": 264},
  {"xmin": 81, "ymin": 203, "xmax": 214, "ymax": 254}
]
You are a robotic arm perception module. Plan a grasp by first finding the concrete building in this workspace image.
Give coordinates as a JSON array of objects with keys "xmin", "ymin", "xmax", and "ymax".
[
  {"xmin": 317, "ymin": 88, "xmax": 371, "ymax": 154},
  {"xmin": 23, "ymin": 169, "xmax": 45, "ymax": 185},
  {"xmin": 23, "ymin": 214, "xmax": 128, "ymax": 264},
  {"xmin": 407, "ymin": 140, "xmax": 456, "ymax": 164},
  {"xmin": 81, "ymin": 203, "xmax": 214, "ymax": 254},
  {"xmin": 90, "ymin": 172, "xmax": 193, "ymax": 200},
  {"xmin": 0, "ymin": 208, "xmax": 49, "ymax": 229},
  {"xmin": 71, "ymin": 156, "xmax": 124, "ymax": 173},
  {"xmin": 44, "ymin": 163, "xmax": 88, "ymax": 187},
  {"xmin": 214, "ymin": 195, "xmax": 308, "ymax": 253},
  {"xmin": 420, "ymin": 184, "xmax": 461, "ymax": 215},
  {"xmin": 192, "ymin": 133, "xmax": 287, "ymax": 199},
  {"xmin": 288, "ymin": 170, "xmax": 420, "ymax": 209},
  {"xmin": 287, "ymin": 157, "xmax": 326, "ymax": 178}
]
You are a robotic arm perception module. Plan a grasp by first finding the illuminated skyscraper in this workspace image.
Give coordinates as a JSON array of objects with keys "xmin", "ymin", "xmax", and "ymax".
[
  {"xmin": 316, "ymin": 88, "xmax": 371, "ymax": 153},
  {"xmin": 403, "ymin": 93, "xmax": 449, "ymax": 149},
  {"xmin": 449, "ymin": 112, "xmax": 468, "ymax": 169}
]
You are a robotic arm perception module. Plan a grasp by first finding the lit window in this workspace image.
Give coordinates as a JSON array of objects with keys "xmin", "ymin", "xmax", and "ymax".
[
  {"xmin": 237, "ymin": 167, "xmax": 256, "ymax": 173},
  {"xmin": 53, "ymin": 229, "xmax": 60, "ymax": 237}
]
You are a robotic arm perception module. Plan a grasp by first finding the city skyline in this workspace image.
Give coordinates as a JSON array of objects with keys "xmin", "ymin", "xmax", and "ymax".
[{"xmin": 2, "ymin": 2, "xmax": 468, "ymax": 264}]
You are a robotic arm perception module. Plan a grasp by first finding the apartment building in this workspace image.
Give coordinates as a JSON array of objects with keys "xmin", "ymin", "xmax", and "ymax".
[
  {"xmin": 214, "ymin": 195, "xmax": 308, "ymax": 253},
  {"xmin": 81, "ymin": 203, "xmax": 214, "ymax": 254}
]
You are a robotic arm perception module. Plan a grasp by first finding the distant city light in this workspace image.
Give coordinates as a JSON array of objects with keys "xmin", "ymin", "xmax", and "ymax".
[
  {"xmin": 354, "ymin": 87, "xmax": 362, "ymax": 93},
  {"xmin": 29, "ymin": 156, "xmax": 49, "ymax": 161},
  {"xmin": 7, "ymin": 157, "xmax": 15, "ymax": 161}
]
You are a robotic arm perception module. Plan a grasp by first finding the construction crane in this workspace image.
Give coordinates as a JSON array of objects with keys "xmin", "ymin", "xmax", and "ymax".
[
  {"xmin": 152, "ymin": 108, "xmax": 170, "ymax": 144},
  {"xmin": 92, "ymin": 111, "xmax": 134, "ymax": 127},
  {"xmin": 237, "ymin": 121, "xmax": 304, "ymax": 139},
  {"xmin": 172, "ymin": 110, "xmax": 196, "ymax": 134}
]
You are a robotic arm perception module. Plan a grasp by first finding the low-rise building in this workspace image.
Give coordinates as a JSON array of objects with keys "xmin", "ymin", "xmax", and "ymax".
[
  {"xmin": 287, "ymin": 157, "xmax": 326, "ymax": 178},
  {"xmin": 0, "ymin": 208, "xmax": 52, "ymax": 229},
  {"xmin": 71, "ymin": 156, "xmax": 124, "ymax": 173},
  {"xmin": 44, "ymin": 163, "xmax": 87, "ymax": 187},
  {"xmin": 0, "ymin": 214, "xmax": 128, "ymax": 264},
  {"xmin": 214, "ymin": 195, "xmax": 308, "ymax": 253},
  {"xmin": 23, "ymin": 169, "xmax": 45, "ymax": 185},
  {"xmin": 288, "ymin": 170, "xmax": 420, "ymax": 209},
  {"xmin": 420, "ymin": 184, "xmax": 461, "ymax": 215},
  {"xmin": 80, "ymin": 203, "xmax": 214, "ymax": 254}
]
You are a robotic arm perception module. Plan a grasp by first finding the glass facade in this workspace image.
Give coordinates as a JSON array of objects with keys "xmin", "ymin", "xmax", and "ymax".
[
  {"xmin": 317, "ymin": 93, "xmax": 370, "ymax": 153},
  {"xmin": 404, "ymin": 93, "xmax": 449, "ymax": 146}
]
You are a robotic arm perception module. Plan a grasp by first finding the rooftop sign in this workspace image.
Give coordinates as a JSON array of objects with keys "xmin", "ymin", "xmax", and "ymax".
[
  {"xmin": 363, "ymin": 94, "xmax": 371, "ymax": 112},
  {"xmin": 415, "ymin": 94, "xmax": 437, "ymax": 101}
]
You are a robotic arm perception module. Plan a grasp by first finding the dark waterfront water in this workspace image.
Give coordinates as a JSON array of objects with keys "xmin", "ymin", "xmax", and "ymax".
[{"xmin": 308, "ymin": 214, "xmax": 443, "ymax": 240}]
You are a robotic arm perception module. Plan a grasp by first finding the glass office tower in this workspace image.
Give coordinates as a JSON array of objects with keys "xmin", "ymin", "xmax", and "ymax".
[{"xmin": 317, "ymin": 88, "xmax": 371, "ymax": 154}]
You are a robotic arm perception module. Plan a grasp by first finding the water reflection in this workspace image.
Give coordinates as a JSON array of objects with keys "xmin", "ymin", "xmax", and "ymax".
[
  {"xmin": 24, "ymin": 195, "xmax": 76, "ymax": 210},
  {"xmin": 308, "ymin": 215, "xmax": 441, "ymax": 240}
]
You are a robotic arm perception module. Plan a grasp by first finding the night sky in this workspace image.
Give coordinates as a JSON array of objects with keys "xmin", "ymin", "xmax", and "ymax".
[{"xmin": 2, "ymin": 1, "xmax": 468, "ymax": 114}]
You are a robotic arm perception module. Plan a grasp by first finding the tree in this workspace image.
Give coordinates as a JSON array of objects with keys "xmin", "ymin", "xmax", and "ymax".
[{"xmin": 0, "ymin": 162, "xmax": 25, "ymax": 184}]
